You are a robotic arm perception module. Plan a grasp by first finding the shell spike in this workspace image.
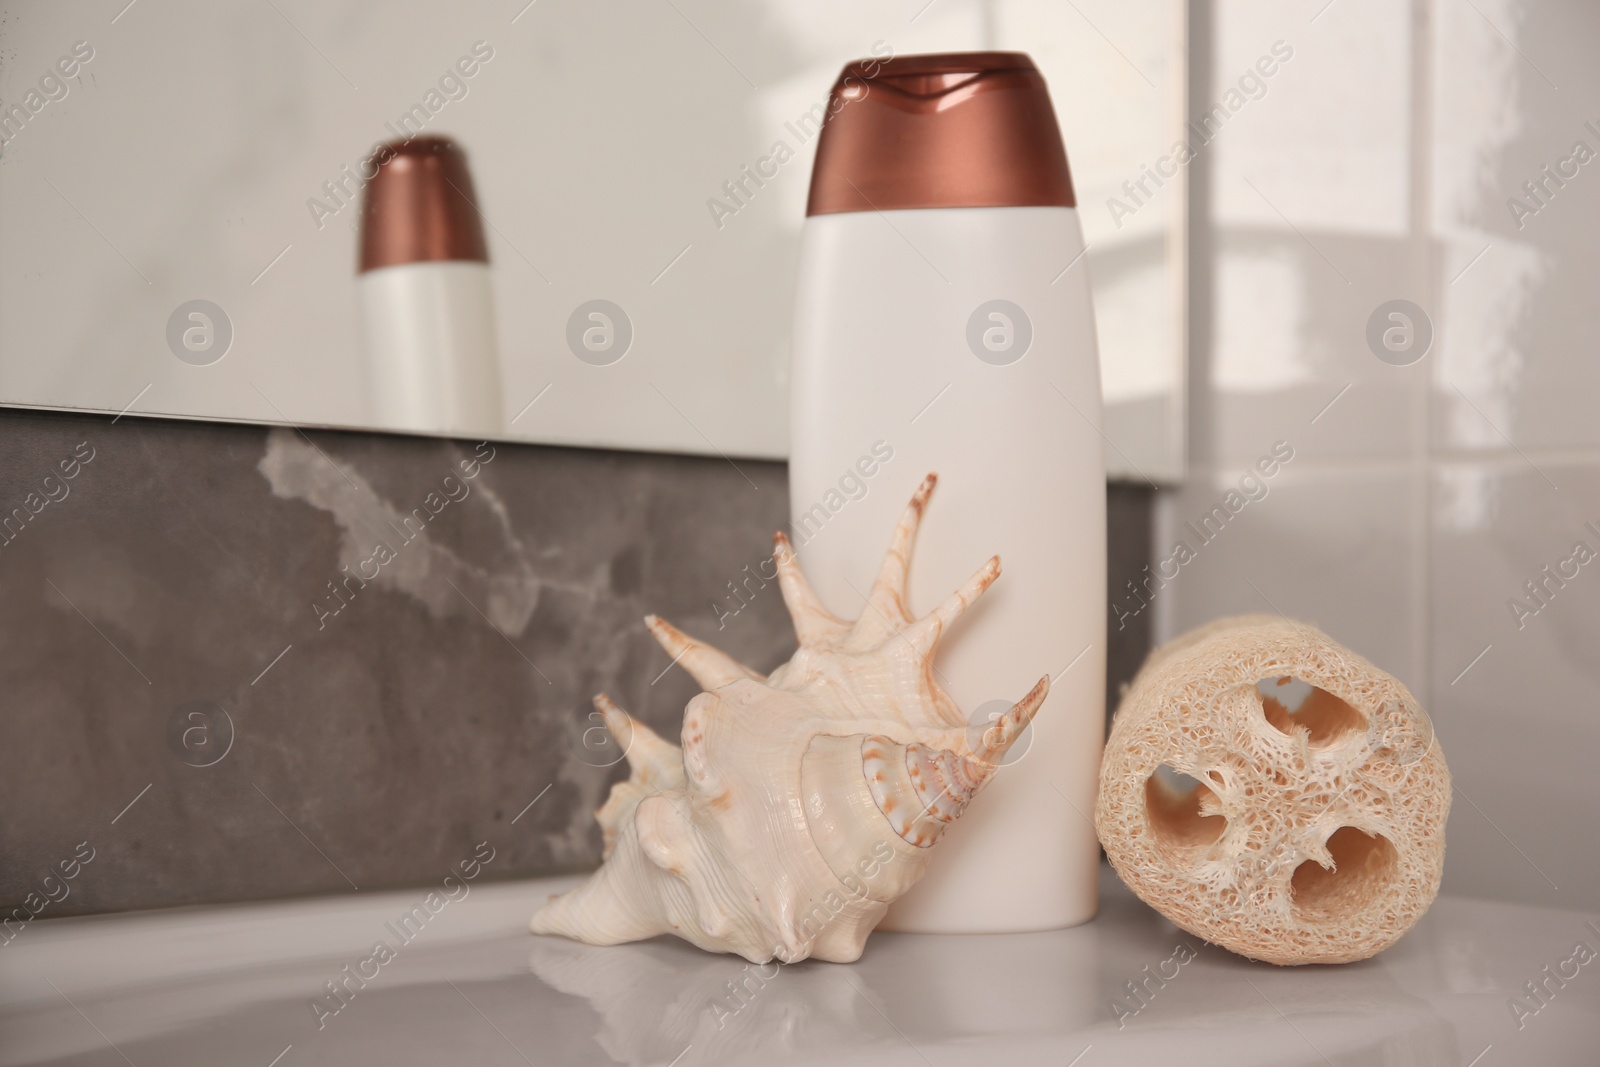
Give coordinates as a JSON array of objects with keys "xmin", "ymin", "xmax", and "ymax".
[
  {"xmin": 593, "ymin": 693, "xmax": 680, "ymax": 778},
  {"xmin": 970, "ymin": 675, "xmax": 1049, "ymax": 767},
  {"xmin": 772, "ymin": 532, "xmax": 849, "ymax": 647},
  {"xmin": 862, "ymin": 472, "xmax": 938, "ymax": 625},
  {"xmin": 588, "ymin": 694, "xmax": 687, "ymax": 859},
  {"xmin": 899, "ymin": 555, "xmax": 1002, "ymax": 655},
  {"xmin": 644, "ymin": 615, "xmax": 763, "ymax": 691}
]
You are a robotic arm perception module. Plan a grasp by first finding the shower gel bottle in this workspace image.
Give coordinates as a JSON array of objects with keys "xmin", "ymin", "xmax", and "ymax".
[
  {"xmin": 789, "ymin": 52, "xmax": 1105, "ymax": 933},
  {"xmin": 358, "ymin": 136, "xmax": 502, "ymax": 436}
]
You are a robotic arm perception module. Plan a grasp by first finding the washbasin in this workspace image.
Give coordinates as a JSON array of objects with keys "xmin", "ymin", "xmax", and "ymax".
[{"xmin": 2, "ymin": 866, "xmax": 1594, "ymax": 1066}]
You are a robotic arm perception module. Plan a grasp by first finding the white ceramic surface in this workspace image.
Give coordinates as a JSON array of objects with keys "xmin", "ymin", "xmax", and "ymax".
[{"xmin": 2, "ymin": 866, "xmax": 1596, "ymax": 1066}]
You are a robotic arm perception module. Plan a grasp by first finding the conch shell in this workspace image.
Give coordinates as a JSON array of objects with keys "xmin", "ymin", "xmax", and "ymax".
[{"xmin": 530, "ymin": 474, "xmax": 1048, "ymax": 964}]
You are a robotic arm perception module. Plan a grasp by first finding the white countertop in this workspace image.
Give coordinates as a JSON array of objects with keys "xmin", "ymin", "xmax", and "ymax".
[{"xmin": 2, "ymin": 865, "xmax": 1596, "ymax": 1066}]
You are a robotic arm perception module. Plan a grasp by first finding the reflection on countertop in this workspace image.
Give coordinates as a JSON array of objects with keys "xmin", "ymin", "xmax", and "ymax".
[{"xmin": 2, "ymin": 866, "xmax": 1596, "ymax": 1066}]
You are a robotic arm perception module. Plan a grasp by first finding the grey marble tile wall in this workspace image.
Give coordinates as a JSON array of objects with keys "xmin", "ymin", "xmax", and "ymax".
[{"xmin": 0, "ymin": 407, "xmax": 1151, "ymax": 918}]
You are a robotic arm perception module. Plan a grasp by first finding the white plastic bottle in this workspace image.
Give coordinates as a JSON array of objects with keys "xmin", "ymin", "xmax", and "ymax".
[
  {"xmin": 789, "ymin": 52, "xmax": 1105, "ymax": 933},
  {"xmin": 357, "ymin": 136, "xmax": 502, "ymax": 436}
]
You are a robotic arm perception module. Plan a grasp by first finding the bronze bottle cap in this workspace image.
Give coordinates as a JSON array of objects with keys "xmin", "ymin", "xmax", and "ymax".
[
  {"xmin": 358, "ymin": 136, "xmax": 489, "ymax": 273},
  {"xmin": 806, "ymin": 51, "xmax": 1075, "ymax": 216}
]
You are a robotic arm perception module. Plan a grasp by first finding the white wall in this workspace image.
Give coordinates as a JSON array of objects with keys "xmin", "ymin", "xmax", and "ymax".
[{"xmin": 1157, "ymin": 0, "xmax": 1600, "ymax": 909}]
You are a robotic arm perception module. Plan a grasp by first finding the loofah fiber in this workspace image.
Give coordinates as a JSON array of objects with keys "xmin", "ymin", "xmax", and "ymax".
[{"xmin": 1095, "ymin": 615, "xmax": 1449, "ymax": 965}]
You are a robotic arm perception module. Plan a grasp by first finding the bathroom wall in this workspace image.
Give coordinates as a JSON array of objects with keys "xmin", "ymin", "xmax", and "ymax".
[
  {"xmin": 0, "ymin": 407, "xmax": 1151, "ymax": 917},
  {"xmin": 1158, "ymin": 0, "xmax": 1600, "ymax": 909}
]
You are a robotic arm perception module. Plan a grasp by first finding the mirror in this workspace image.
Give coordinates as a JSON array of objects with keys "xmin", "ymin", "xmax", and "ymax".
[{"xmin": 0, "ymin": 0, "xmax": 1184, "ymax": 481}]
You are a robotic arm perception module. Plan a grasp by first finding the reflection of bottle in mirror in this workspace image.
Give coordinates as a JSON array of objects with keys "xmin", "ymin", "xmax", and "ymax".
[
  {"xmin": 789, "ymin": 53, "xmax": 1104, "ymax": 933},
  {"xmin": 358, "ymin": 136, "xmax": 502, "ymax": 435}
]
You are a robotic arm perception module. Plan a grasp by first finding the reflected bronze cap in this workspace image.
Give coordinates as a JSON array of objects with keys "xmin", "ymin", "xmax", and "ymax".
[
  {"xmin": 806, "ymin": 51, "xmax": 1075, "ymax": 216},
  {"xmin": 358, "ymin": 136, "xmax": 489, "ymax": 273}
]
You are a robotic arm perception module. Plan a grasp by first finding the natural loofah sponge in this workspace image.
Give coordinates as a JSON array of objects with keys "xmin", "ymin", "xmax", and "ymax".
[{"xmin": 1095, "ymin": 615, "xmax": 1449, "ymax": 965}]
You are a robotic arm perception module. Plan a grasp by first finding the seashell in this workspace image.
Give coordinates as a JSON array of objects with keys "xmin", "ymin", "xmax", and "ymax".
[{"xmin": 530, "ymin": 474, "xmax": 1048, "ymax": 964}]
